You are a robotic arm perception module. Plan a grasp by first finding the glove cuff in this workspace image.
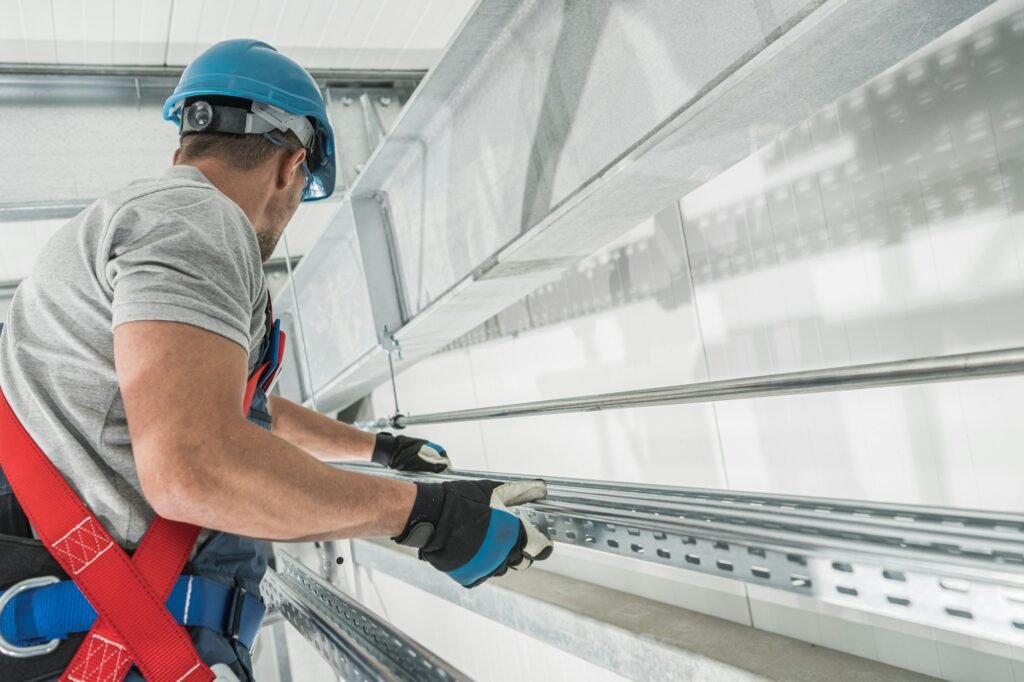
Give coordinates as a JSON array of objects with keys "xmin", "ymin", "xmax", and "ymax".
[
  {"xmin": 372, "ymin": 432, "xmax": 397, "ymax": 466},
  {"xmin": 393, "ymin": 482, "xmax": 445, "ymax": 548}
]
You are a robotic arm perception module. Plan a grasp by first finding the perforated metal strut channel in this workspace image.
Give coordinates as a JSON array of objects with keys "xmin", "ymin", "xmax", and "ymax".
[
  {"xmin": 341, "ymin": 463, "xmax": 1024, "ymax": 645},
  {"xmin": 261, "ymin": 551, "xmax": 470, "ymax": 682}
]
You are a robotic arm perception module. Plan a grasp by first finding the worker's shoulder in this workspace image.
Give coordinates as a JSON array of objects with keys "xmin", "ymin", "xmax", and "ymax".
[
  {"xmin": 106, "ymin": 170, "xmax": 243, "ymax": 226},
  {"xmin": 89, "ymin": 170, "xmax": 260, "ymax": 265}
]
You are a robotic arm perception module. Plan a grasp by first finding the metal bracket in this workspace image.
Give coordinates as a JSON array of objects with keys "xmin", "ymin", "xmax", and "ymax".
[{"xmin": 380, "ymin": 327, "xmax": 404, "ymax": 425}]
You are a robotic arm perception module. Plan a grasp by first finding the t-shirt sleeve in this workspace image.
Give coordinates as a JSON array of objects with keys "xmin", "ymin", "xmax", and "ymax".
[{"xmin": 106, "ymin": 195, "xmax": 262, "ymax": 351}]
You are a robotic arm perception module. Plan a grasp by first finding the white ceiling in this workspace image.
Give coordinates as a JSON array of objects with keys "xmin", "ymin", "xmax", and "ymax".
[{"xmin": 0, "ymin": 0, "xmax": 477, "ymax": 70}]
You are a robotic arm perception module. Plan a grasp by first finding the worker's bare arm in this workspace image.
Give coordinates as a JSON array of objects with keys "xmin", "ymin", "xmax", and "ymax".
[
  {"xmin": 114, "ymin": 320, "xmax": 415, "ymax": 541},
  {"xmin": 267, "ymin": 395, "xmax": 375, "ymax": 462}
]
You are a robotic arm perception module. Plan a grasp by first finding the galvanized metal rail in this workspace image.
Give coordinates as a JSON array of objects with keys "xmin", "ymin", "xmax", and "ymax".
[
  {"xmin": 340, "ymin": 463, "xmax": 1024, "ymax": 645},
  {"xmin": 0, "ymin": 62, "xmax": 426, "ymax": 85},
  {"xmin": 358, "ymin": 347, "xmax": 1024, "ymax": 430},
  {"xmin": 261, "ymin": 551, "xmax": 470, "ymax": 682}
]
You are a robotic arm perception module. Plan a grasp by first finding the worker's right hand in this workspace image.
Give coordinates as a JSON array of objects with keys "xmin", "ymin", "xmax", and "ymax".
[{"xmin": 393, "ymin": 479, "xmax": 554, "ymax": 587}]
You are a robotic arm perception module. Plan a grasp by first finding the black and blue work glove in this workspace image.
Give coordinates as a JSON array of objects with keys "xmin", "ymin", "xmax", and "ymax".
[
  {"xmin": 373, "ymin": 432, "xmax": 451, "ymax": 472},
  {"xmin": 394, "ymin": 480, "xmax": 554, "ymax": 587}
]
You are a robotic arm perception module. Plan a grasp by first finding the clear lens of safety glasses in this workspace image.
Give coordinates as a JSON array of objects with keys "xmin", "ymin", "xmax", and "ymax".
[{"xmin": 262, "ymin": 133, "xmax": 316, "ymax": 200}]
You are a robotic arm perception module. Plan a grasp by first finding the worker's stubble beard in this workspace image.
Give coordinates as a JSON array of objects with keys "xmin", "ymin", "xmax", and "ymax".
[{"xmin": 256, "ymin": 182, "xmax": 303, "ymax": 262}]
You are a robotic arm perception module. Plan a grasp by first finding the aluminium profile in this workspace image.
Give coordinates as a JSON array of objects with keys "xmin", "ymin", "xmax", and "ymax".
[{"xmin": 340, "ymin": 463, "xmax": 1024, "ymax": 646}]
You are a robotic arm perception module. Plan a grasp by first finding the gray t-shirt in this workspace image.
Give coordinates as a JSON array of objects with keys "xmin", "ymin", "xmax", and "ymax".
[{"xmin": 0, "ymin": 165, "xmax": 267, "ymax": 548}]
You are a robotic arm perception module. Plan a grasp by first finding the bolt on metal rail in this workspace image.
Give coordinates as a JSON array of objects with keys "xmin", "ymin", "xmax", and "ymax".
[
  {"xmin": 341, "ymin": 463, "xmax": 1024, "ymax": 645},
  {"xmin": 357, "ymin": 347, "xmax": 1024, "ymax": 430}
]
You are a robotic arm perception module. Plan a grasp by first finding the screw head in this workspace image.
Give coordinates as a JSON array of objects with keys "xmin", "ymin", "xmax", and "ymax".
[{"xmin": 379, "ymin": 96, "xmax": 392, "ymax": 107}]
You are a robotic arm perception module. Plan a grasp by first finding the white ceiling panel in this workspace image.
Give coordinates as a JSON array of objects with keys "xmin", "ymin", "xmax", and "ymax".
[
  {"xmin": 2, "ymin": 0, "xmax": 475, "ymax": 70},
  {"xmin": 52, "ymin": 0, "xmax": 115, "ymax": 64},
  {"xmin": 392, "ymin": 0, "xmax": 476, "ymax": 69},
  {"xmin": 15, "ymin": 0, "xmax": 57, "ymax": 63},
  {"xmin": 325, "ymin": 0, "xmax": 383, "ymax": 69},
  {"xmin": 356, "ymin": 0, "xmax": 426, "ymax": 67},
  {"xmin": 164, "ymin": 0, "xmax": 205, "ymax": 65},
  {"xmin": 289, "ymin": 0, "xmax": 337, "ymax": 65},
  {"xmin": 344, "ymin": 2, "xmax": 392, "ymax": 69},
  {"xmin": 305, "ymin": 0, "xmax": 370, "ymax": 68},
  {"xmin": 112, "ymin": 0, "xmax": 173, "ymax": 65},
  {"xmin": 259, "ymin": 0, "xmax": 310, "ymax": 56},
  {"xmin": 0, "ymin": 4, "xmax": 23, "ymax": 62},
  {"xmin": 386, "ymin": 0, "xmax": 438, "ymax": 67}
]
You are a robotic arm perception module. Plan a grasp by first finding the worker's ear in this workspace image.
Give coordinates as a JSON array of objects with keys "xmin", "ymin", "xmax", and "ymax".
[
  {"xmin": 275, "ymin": 147, "xmax": 306, "ymax": 193},
  {"xmin": 172, "ymin": 148, "xmax": 180, "ymax": 164}
]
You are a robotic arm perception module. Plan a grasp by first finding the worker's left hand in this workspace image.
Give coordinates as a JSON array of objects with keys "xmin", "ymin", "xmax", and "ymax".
[{"xmin": 372, "ymin": 432, "xmax": 451, "ymax": 472}]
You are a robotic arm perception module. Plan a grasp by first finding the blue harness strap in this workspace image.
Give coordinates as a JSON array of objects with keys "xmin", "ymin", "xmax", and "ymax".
[{"xmin": 0, "ymin": 576, "xmax": 265, "ymax": 650}]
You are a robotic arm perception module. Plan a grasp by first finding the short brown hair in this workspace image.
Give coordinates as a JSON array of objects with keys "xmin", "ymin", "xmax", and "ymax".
[{"xmin": 177, "ymin": 129, "xmax": 302, "ymax": 171}]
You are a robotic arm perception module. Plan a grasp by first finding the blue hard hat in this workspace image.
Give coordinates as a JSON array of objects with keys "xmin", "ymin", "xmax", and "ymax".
[{"xmin": 163, "ymin": 39, "xmax": 337, "ymax": 201}]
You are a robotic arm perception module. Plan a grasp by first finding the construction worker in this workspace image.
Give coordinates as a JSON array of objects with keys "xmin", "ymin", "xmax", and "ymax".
[{"xmin": 0, "ymin": 39, "xmax": 552, "ymax": 681}]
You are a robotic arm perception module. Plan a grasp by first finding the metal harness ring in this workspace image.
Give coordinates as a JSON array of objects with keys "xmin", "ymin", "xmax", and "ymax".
[{"xmin": 0, "ymin": 575, "xmax": 61, "ymax": 658}]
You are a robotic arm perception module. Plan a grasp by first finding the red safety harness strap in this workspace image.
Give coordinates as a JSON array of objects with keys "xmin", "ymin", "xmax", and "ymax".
[
  {"xmin": 0, "ymin": 389, "xmax": 213, "ymax": 682},
  {"xmin": 63, "ymin": 520, "xmax": 205, "ymax": 682},
  {"xmin": 62, "ymin": 365, "xmax": 270, "ymax": 680}
]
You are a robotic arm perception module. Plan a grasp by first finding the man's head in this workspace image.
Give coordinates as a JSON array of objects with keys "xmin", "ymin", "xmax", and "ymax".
[
  {"xmin": 174, "ymin": 116, "xmax": 309, "ymax": 261},
  {"xmin": 162, "ymin": 39, "xmax": 337, "ymax": 261}
]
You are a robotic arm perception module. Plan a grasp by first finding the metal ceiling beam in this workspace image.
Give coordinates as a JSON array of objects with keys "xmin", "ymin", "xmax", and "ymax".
[
  {"xmin": 0, "ymin": 200, "xmax": 92, "ymax": 223},
  {"xmin": 0, "ymin": 281, "xmax": 20, "ymax": 299},
  {"xmin": 280, "ymin": 0, "xmax": 996, "ymax": 413},
  {"xmin": 0, "ymin": 63, "xmax": 426, "ymax": 87}
]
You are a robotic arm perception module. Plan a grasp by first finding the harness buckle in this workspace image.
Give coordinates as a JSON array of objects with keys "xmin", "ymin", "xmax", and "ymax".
[
  {"xmin": 0, "ymin": 575, "xmax": 61, "ymax": 658},
  {"xmin": 225, "ymin": 586, "xmax": 247, "ymax": 642}
]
